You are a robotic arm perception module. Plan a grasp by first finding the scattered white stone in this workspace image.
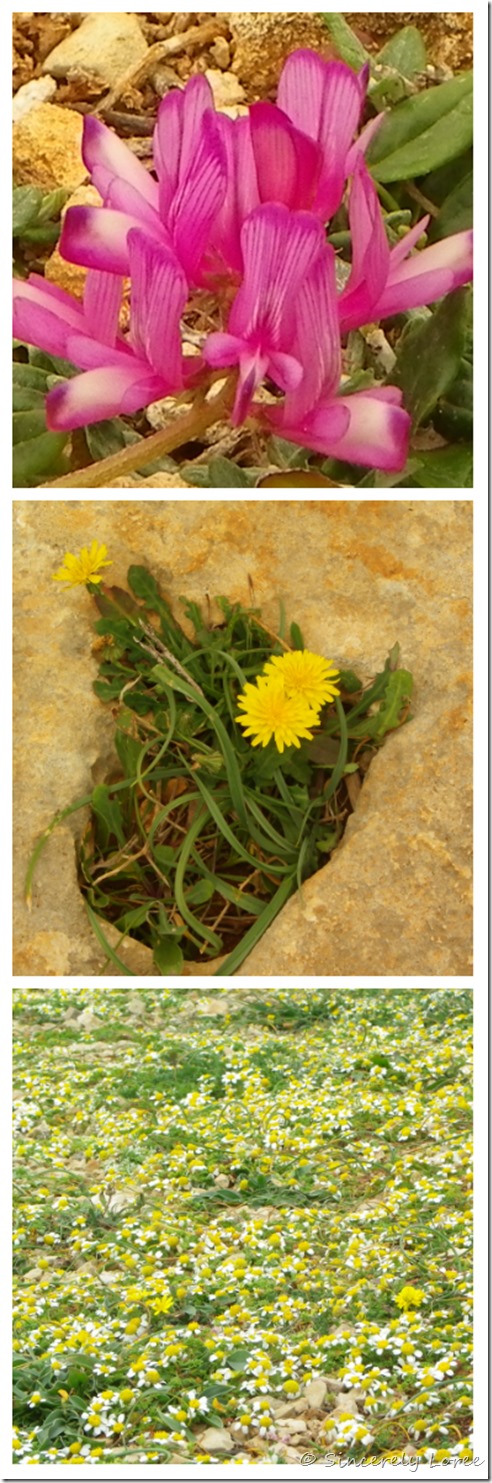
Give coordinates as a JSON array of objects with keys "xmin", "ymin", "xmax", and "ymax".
[
  {"xmin": 277, "ymin": 1417, "xmax": 308, "ymax": 1433},
  {"xmin": 13, "ymin": 75, "xmax": 56, "ymax": 122},
  {"xmin": 210, "ymin": 36, "xmax": 231, "ymax": 69},
  {"xmin": 304, "ymin": 1378, "xmax": 328, "ymax": 1409},
  {"xmin": 204, "ymin": 68, "xmax": 246, "ymax": 111},
  {"xmin": 197, "ymin": 1427, "xmax": 234, "ymax": 1453},
  {"xmin": 42, "ymin": 12, "xmax": 148, "ymax": 89}
]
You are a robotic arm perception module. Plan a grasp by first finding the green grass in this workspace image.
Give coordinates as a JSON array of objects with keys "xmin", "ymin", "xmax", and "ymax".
[{"xmin": 13, "ymin": 986, "xmax": 472, "ymax": 1466}]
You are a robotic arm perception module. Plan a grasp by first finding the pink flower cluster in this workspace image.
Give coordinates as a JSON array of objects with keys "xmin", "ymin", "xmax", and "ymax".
[{"xmin": 13, "ymin": 50, "xmax": 473, "ymax": 472}]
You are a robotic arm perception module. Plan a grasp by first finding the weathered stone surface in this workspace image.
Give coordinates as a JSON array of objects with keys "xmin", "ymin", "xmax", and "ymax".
[
  {"xmin": 42, "ymin": 12, "xmax": 148, "ymax": 89},
  {"xmin": 346, "ymin": 13, "xmax": 473, "ymax": 71},
  {"xmin": 229, "ymin": 12, "xmax": 333, "ymax": 93},
  {"xmin": 13, "ymin": 499, "xmax": 472, "ymax": 978},
  {"xmin": 45, "ymin": 184, "xmax": 101, "ymax": 299},
  {"xmin": 13, "ymin": 103, "xmax": 87, "ymax": 193},
  {"xmin": 13, "ymin": 75, "xmax": 57, "ymax": 123},
  {"xmin": 204, "ymin": 68, "xmax": 246, "ymax": 110}
]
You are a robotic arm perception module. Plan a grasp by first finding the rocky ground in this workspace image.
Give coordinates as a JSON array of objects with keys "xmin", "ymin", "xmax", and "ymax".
[{"xmin": 13, "ymin": 498, "xmax": 472, "ymax": 978}]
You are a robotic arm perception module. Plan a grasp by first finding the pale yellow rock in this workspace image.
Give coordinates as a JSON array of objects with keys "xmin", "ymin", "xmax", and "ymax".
[
  {"xmin": 209, "ymin": 36, "xmax": 231, "ymax": 70},
  {"xmin": 107, "ymin": 474, "xmax": 192, "ymax": 489},
  {"xmin": 14, "ymin": 500, "xmax": 472, "ymax": 978},
  {"xmin": 229, "ymin": 12, "xmax": 333, "ymax": 93},
  {"xmin": 42, "ymin": 11, "xmax": 148, "ymax": 89},
  {"xmin": 45, "ymin": 183, "xmax": 101, "ymax": 299},
  {"xmin": 204, "ymin": 67, "xmax": 246, "ymax": 110},
  {"xmin": 13, "ymin": 103, "xmax": 87, "ymax": 193}
]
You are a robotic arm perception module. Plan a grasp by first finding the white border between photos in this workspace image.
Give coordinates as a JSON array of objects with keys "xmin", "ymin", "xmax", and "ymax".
[{"xmin": 5, "ymin": 0, "xmax": 488, "ymax": 1478}]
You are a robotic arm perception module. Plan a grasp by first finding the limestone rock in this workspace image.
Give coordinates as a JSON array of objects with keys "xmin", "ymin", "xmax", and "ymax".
[
  {"xmin": 13, "ymin": 103, "xmax": 87, "ymax": 193},
  {"xmin": 13, "ymin": 76, "xmax": 57, "ymax": 123},
  {"xmin": 45, "ymin": 183, "xmax": 101, "ymax": 299},
  {"xmin": 204, "ymin": 68, "xmax": 246, "ymax": 110},
  {"xmin": 42, "ymin": 12, "xmax": 148, "ymax": 89},
  {"xmin": 197, "ymin": 1427, "xmax": 234, "ymax": 1453},
  {"xmin": 14, "ymin": 500, "xmax": 472, "ymax": 977},
  {"xmin": 209, "ymin": 37, "xmax": 231, "ymax": 70},
  {"xmin": 304, "ymin": 1378, "xmax": 328, "ymax": 1410},
  {"xmin": 345, "ymin": 13, "xmax": 473, "ymax": 71},
  {"xmin": 229, "ymin": 12, "xmax": 333, "ymax": 94},
  {"xmin": 107, "ymin": 473, "xmax": 192, "ymax": 489}
]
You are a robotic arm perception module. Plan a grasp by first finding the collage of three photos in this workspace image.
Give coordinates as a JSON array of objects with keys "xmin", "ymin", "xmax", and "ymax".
[{"xmin": 11, "ymin": 9, "xmax": 482, "ymax": 1478}]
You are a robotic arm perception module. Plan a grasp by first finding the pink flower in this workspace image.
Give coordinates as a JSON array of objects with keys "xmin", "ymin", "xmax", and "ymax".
[
  {"xmin": 13, "ymin": 232, "xmax": 190, "ymax": 430},
  {"xmin": 339, "ymin": 158, "xmax": 474, "ymax": 331},
  {"xmin": 277, "ymin": 49, "xmax": 376, "ymax": 219},
  {"xmin": 267, "ymin": 247, "xmax": 411, "ymax": 472},
  {"xmin": 203, "ymin": 203, "xmax": 326, "ymax": 424},
  {"xmin": 60, "ymin": 75, "xmax": 227, "ymax": 285}
]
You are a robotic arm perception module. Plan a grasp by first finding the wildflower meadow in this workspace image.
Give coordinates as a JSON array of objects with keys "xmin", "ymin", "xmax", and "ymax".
[{"xmin": 13, "ymin": 986, "xmax": 472, "ymax": 1467}]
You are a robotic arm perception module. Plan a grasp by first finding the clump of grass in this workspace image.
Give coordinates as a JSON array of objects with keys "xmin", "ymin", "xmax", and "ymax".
[{"xmin": 27, "ymin": 565, "xmax": 413, "ymax": 975}]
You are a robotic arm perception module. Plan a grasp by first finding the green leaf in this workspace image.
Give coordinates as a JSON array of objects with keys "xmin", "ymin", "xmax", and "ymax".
[
  {"xmin": 208, "ymin": 457, "xmax": 256, "ymax": 487},
  {"xmin": 13, "ymin": 361, "xmax": 51, "ymax": 393},
  {"xmin": 429, "ymin": 168, "xmax": 473, "ymax": 241},
  {"xmin": 127, "ymin": 565, "xmax": 161, "ymax": 604},
  {"xmin": 153, "ymin": 938, "xmax": 184, "ymax": 975},
  {"xmin": 93, "ymin": 585, "xmax": 141, "ymax": 620},
  {"xmin": 12, "ymin": 185, "xmax": 43, "ymax": 235},
  {"xmin": 115, "ymin": 904, "xmax": 151, "ymax": 934},
  {"xmin": 186, "ymin": 879, "xmax": 215, "ymax": 906},
  {"xmin": 411, "ymin": 445, "xmax": 473, "ymax": 488},
  {"xmin": 13, "ymin": 427, "xmax": 68, "ymax": 487},
  {"xmin": 91, "ymin": 784, "xmax": 126, "ymax": 849},
  {"xmin": 289, "ymin": 622, "xmax": 305, "ymax": 650},
  {"xmin": 371, "ymin": 671, "xmax": 413, "ymax": 738},
  {"xmin": 367, "ymin": 72, "xmax": 473, "ymax": 181},
  {"xmin": 28, "ymin": 347, "xmax": 77, "ymax": 378},
  {"xmin": 390, "ymin": 289, "xmax": 470, "ymax": 425},
  {"xmin": 321, "ymin": 13, "xmax": 368, "ymax": 70},
  {"xmin": 376, "ymin": 25, "xmax": 426, "ymax": 79}
]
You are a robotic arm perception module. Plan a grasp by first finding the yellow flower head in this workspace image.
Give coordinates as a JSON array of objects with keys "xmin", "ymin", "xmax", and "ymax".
[
  {"xmin": 236, "ymin": 673, "xmax": 318, "ymax": 753},
  {"xmin": 52, "ymin": 541, "xmax": 112, "ymax": 588},
  {"xmin": 394, "ymin": 1285, "xmax": 425, "ymax": 1310},
  {"xmin": 263, "ymin": 649, "xmax": 340, "ymax": 711}
]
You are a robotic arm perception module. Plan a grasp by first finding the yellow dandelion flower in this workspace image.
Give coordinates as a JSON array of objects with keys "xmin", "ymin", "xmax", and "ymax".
[
  {"xmin": 52, "ymin": 540, "xmax": 112, "ymax": 588},
  {"xmin": 235, "ymin": 674, "xmax": 318, "ymax": 753},
  {"xmin": 263, "ymin": 649, "xmax": 340, "ymax": 710}
]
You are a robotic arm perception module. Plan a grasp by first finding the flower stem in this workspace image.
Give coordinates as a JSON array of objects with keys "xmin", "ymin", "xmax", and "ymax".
[{"xmin": 45, "ymin": 375, "xmax": 238, "ymax": 489}]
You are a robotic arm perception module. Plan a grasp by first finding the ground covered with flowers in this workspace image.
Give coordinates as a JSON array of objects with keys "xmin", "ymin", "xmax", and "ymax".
[{"xmin": 13, "ymin": 986, "xmax": 472, "ymax": 1466}]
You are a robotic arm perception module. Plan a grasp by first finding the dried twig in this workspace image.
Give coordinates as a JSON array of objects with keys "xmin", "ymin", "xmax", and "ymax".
[{"xmin": 97, "ymin": 18, "xmax": 230, "ymax": 114}]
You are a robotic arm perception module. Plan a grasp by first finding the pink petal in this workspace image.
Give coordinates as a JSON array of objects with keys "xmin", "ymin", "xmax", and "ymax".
[
  {"xmin": 127, "ymin": 229, "xmax": 187, "ymax": 387},
  {"xmin": 282, "ymin": 245, "xmax": 342, "ymax": 422},
  {"xmin": 209, "ymin": 115, "xmax": 259, "ymax": 273},
  {"xmin": 268, "ymin": 350, "xmax": 304, "ymax": 392},
  {"xmin": 203, "ymin": 331, "xmax": 246, "ymax": 368},
  {"xmin": 231, "ymin": 203, "xmax": 325, "ymax": 346},
  {"xmin": 83, "ymin": 113, "xmax": 158, "ymax": 209},
  {"xmin": 249, "ymin": 101, "xmax": 321, "ymax": 211},
  {"xmin": 232, "ymin": 349, "xmax": 269, "ymax": 425},
  {"xmin": 13, "ymin": 274, "xmax": 83, "ymax": 357},
  {"xmin": 375, "ymin": 229, "xmax": 474, "ymax": 318},
  {"xmin": 269, "ymin": 398, "xmax": 350, "ymax": 447},
  {"xmin": 168, "ymin": 111, "xmax": 227, "ymax": 282},
  {"xmin": 389, "ymin": 215, "xmax": 430, "ymax": 269},
  {"xmin": 345, "ymin": 111, "xmax": 385, "ymax": 174},
  {"xmin": 338, "ymin": 159, "xmax": 390, "ymax": 332},
  {"xmin": 307, "ymin": 388, "xmax": 410, "ymax": 470},
  {"xmin": 46, "ymin": 363, "xmax": 164, "ymax": 431},
  {"xmin": 278, "ymin": 50, "xmax": 366, "ymax": 219},
  {"xmin": 60, "ymin": 206, "xmax": 145, "ymax": 274},
  {"xmin": 83, "ymin": 270, "xmax": 123, "ymax": 347},
  {"xmin": 105, "ymin": 175, "xmax": 164, "ymax": 232},
  {"xmin": 154, "ymin": 74, "xmax": 215, "ymax": 218}
]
